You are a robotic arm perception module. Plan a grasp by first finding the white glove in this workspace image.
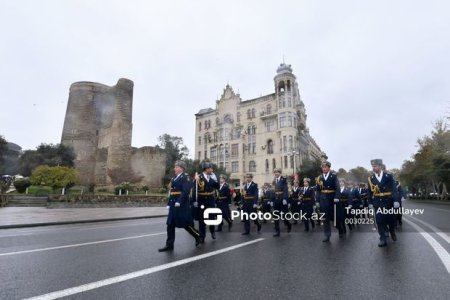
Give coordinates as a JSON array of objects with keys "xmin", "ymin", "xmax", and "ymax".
[
  {"xmin": 253, "ymin": 204, "xmax": 258, "ymax": 209},
  {"xmin": 401, "ymin": 197, "xmax": 405, "ymax": 202},
  {"xmin": 283, "ymin": 199, "xmax": 287, "ymax": 205},
  {"xmin": 369, "ymin": 204, "xmax": 374, "ymax": 209},
  {"xmin": 193, "ymin": 202, "xmax": 198, "ymax": 208},
  {"xmin": 313, "ymin": 205, "xmax": 316, "ymax": 210},
  {"xmin": 194, "ymin": 173, "xmax": 200, "ymax": 182},
  {"xmin": 316, "ymin": 203, "xmax": 320, "ymax": 208},
  {"xmin": 393, "ymin": 202, "xmax": 400, "ymax": 208},
  {"xmin": 166, "ymin": 205, "xmax": 170, "ymax": 209},
  {"xmin": 334, "ymin": 199, "xmax": 339, "ymax": 203},
  {"xmin": 174, "ymin": 202, "xmax": 180, "ymax": 207},
  {"xmin": 210, "ymin": 173, "xmax": 217, "ymax": 181},
  {"xmin": 297, "ymin": 201, "xmax": 301, "ymax": 205},
  {"xmin": 348, "ymin": 205, "xmax": 352, "ymax": 209},
  {"xmin": 359, "ymin": 205, "xmax": 363, "ymax": 208},
  {"xmin": 270, "ymin": 201, "xmax": 274, "ymax": 207}
]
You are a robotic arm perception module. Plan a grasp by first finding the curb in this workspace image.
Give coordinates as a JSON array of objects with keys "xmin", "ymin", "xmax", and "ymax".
[
  {"xmin": 407, "ymin": 199, "xmax": 450, "ymax": 206},
  {"xmin": 0, "ymin": 214, "xmax": 168, "ymax": 229}
]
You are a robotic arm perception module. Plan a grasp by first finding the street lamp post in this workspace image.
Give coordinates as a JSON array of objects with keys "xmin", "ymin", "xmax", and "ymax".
[{"xmin": 292, "ymin": 150, "xmax": 296, "ymax": 176}]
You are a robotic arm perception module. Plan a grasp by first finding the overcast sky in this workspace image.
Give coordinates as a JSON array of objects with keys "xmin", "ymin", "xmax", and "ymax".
[{"xmin": 1, "ymin": 0, "xmax": 448, "ymax": 171}]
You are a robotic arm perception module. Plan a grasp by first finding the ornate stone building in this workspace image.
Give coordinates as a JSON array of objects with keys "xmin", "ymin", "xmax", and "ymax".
[
  {"xmin": 195, "ymin": 63, "xmax": 325, "ymax": 187},
  {"xmin": 61, "ymin": 78, "xmax": 166, "ymax": 188}
]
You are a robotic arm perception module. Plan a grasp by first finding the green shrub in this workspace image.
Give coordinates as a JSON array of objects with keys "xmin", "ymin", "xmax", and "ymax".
[
  {"xmin": 13, "ymin": 179, "xmax": 31, "ymax": 193},
  {"xmin": 88, "ymin": 183, "xmax": 96, "ymax": 193},
  {"xmin": 114, "ymin": 182, "xmax": 134, "ymax": 195}
]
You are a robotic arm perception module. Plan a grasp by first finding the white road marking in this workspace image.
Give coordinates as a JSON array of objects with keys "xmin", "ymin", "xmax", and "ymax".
[
  {"xmin": 24, "ymin": 238, "xmax": 265, "ymax": 300},
  {"xmin": 405, "ymin": 215, "xmax": 450, "ymax": 245},
  {"xmin": 403, "ymin": 218, "xmax": 450, "ymax": 275},
  {"xmin": 0, "ymin": 232, "xmax": 166, "ymax": 257}
]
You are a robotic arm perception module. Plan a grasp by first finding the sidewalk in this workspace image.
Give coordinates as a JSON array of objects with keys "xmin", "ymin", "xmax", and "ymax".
[{"xmin": 0, "ymin": 207, "xmax": 168, "ymax": 229}]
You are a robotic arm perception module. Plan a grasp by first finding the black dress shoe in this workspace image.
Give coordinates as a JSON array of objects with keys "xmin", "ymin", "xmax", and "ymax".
[
  {"xmin": 257, "ymin": 224, "xmax": 262, "ymax": 232},
  {"xmin": 241, "ymin": 232, "xmax": 250, "ymax": 235},
  {"xmin": 378, "ymin": 240, "xmax": 387, "ymax": 247},
  {"xmin": 216, "ymin": 228, "xmax": 222, "ymax": 232},
  {"xmin": 199, "ymin": 237, "xmax": 205, "ymax": 244},
  {"xmin": 211, "ymin": 232, "xmax": 216, "ymax": 240},
  {"xmin": 304, "ymin": 228, "xmax": 309, "ymax": 232},
  {"xmin": 158, "ymin": 245, "xmax": 174, "ymax": 252},
  {"xmin": 322, "ymin": 237, "xmax": 330, "ymax": 242},
  {"xmin": 228, "ymin": 222, "xmax": 233, "ymax": 230},
  {"xmin": 390, "ymin": 231, "xmax": 397, "ymax": 241},
  {"xmin": 287, "ymin": 225, "xmax": 292, "ymax": 233},
  {"xmin": 195, "ymin": 237, "xmax": 201, "ymax": 247},
  {"xmin": 273, "ymin": 232, "xmax": 280, "ymax": 237}
]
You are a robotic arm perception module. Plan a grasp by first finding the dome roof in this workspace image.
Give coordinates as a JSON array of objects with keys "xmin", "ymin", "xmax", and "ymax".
[{"xmin": 276, "ymin": 63, "xmax": 293, "ymax": 74}]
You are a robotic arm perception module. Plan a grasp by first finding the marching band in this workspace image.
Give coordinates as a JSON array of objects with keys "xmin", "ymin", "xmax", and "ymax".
[{"xmin": 159, "ymin": 158, "xmax": 402, "ymax": 251}]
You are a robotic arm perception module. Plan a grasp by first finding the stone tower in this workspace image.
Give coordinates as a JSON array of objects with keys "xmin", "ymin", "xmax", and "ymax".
[{"xmin": 61, "ymin": 78, "xmax": 166, "ymax": 188}]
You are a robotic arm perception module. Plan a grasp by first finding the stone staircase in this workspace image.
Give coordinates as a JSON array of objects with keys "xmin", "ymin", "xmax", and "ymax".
[{"xmin": 6, "ymin": 196, "xmax": 48, "ymax": 207}]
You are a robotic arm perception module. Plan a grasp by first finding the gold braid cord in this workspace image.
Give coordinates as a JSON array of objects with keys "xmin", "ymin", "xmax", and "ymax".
[
  {"xmin": 316, "ymin": 176, "xmax": 324, "ymax": 190},
  {"xmin": 198, "ymin": 180, "xmax": 205, "ymax": 192},
  {"xmin": 367, "ymin": 176, "xmax": 380, "ymax": 194}
]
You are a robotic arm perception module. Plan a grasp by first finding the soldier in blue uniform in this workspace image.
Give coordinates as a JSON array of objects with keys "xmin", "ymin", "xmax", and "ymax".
[
  {"xmin": 260, "ymin": 183, "xmax": 273, "ymax": 224},
  {"xmin": 272, "ymin": 168, "xmax": 292, "ymax": 237},
  {"xmin": 395, "ymin": 180, "xmax": 405, "ymax": 227},
  {"xmin": 300, "ymin": 178, "xmax": 316, "ymax": 231},
  {"xmin": 315, "ymin": 161, "xmax": 341, "ymax": 242},
  {"xmin": 194, "ymin": 161, "xmax": 220, "ymax": 243},
  {"xmin": 367, "ymin": 159, "xmax": 399, "ymax": 247},
  {"xmin": 158, "ymin": 161, "xmax": 200, "ymax": 252},
  {"xmin": 358, "ymin": 183, "xmax": 369, "ymax": 219},
  {"xmin": 241, "ymin": 173, "xmax": 262, "ymax": 235},
  {"xmin": 290, "ymin": 180, "xmax": 301, "ymax": 225},
  {"xmin": 349, "ymin": 181, "xmax": 362, "ymax": 223},
  {"xmin": 336, "ymin": 179, "xmax": 353, "ymax": 237},
  {"xmin": 216, "ymin": 174, "xmax": 233, "ymax": 232}
]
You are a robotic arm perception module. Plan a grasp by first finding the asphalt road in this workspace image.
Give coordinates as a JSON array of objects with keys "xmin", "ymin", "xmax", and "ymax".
[{"xmin": 0, "ymin": 200, "xmax": 449, "ymax": 300}]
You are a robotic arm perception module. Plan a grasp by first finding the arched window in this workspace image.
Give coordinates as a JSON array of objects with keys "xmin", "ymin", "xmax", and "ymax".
[
  {"xmin": 251, "ymin": 108, "xmax": 256, "ymax": 118},
  {"xmin": 199, "ymin": 122, "xmax": 202, "ymax": 131},
  {"xmin": 249, "ymin": 161, "xmax": 256, "ymax": 172},
  {"xmin": 272, "ymin": 158, "xmax": 276, "ymax": 170},
  {"xmin": 267, "ymin": 139, "xmax": 274, "ymax": 154},
  {"xmin": 278, "ymin": 81, "xmax": 285, "ymax": 93},
  {"xmin": 247, "ymin": 109, "xmax": 251, "ymax": 119},
  {"xmin": 265, "ymin": 159, "xmax": 269, "ymax": 172}
]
